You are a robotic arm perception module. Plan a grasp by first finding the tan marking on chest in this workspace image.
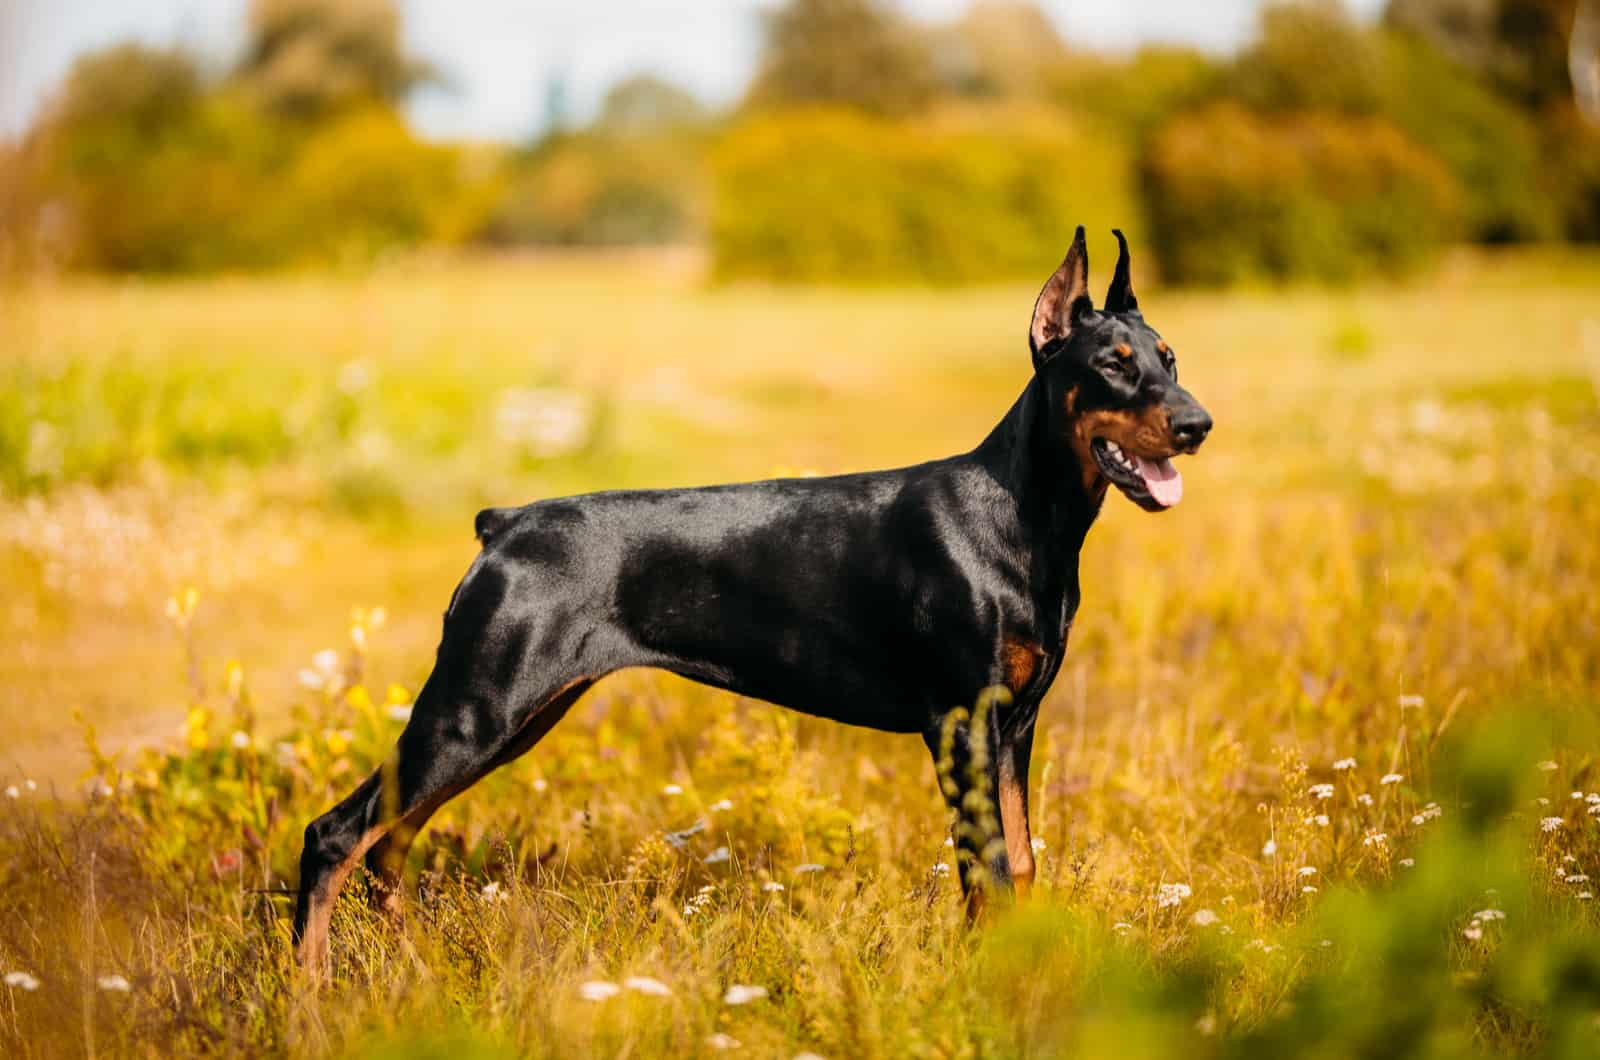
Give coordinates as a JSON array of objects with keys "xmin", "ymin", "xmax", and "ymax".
[{"xmin": 1001, "ymin": 634, "xmax": 1044, "ymax": 694}]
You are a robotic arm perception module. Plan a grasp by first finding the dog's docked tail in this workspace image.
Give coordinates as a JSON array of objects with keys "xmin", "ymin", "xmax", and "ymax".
[{"xmin": 474, "ymin": 506, "xmax": 518, "ymax": 545}]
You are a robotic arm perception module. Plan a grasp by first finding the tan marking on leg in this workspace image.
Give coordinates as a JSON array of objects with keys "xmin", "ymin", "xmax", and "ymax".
[
  {"xmin": 998, "ymin": 770, "xmax": 1034, "ymax": 900},
  {"xmin": 298, "ymin": 822, "xmax": 391, "ymax": 980}
]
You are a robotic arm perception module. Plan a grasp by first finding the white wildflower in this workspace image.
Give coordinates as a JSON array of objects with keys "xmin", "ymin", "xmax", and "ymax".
[
  {"xmin": 1332, "ymin": 758, "xmax": 1357, "ymax": 771},
  {"xmin": 1157, "ymin": 882, "xmax": 1192, "ymax": 908},
  {"xmin": 794, "ymin": 863, "xmax": 825, "ymax": 874},
  {"xmin": 1397, "ymin": 694, "xmax": 1424, "ymax": 710},
  {"xmin": 931, "ymin": 862, "xmax": 951, "ymax": 878},
  {"xmin": 230, "ymin": 731, "xmax": 251, "ymax": 750},
  {"xmin": 1380, "ymin": 773, "xmax": 1404, "ymax": 786},
  {"xmin": 706, "ymin": 1033, "xmax": 741, "ymax": 1050},
  {"xmin": 1567, "ymin": 874, "xmax": 1590, "ymax": 884},
  {"xmin": 1309, "ymin": 783, "xmax": 1336, "ymax": 800},
  {"xmin": 1363, "ymin": 832, "xmax": 1388, "ymax": 846},
  {"xmin": 579, "ymin": 981, "xmax": 621, "ymax": 1002},
  {"xmin": 1536, "ymin": 760, "xmax": 1559, "ymax": 772},
  {"xmin": 96, "ymin": 975, "xmax": 131, "ymax": 992},
  {"xmin": 4, "ymin": 971, "xmax": 40, "ymax": 991},
  {"xmin": 1298, "ymin": 866, "xmax": 1318, "ymax": 877},
  {"xmin": 763, "ymin": 881, "xmax": 785, "ymax": 893},
  {"xmin": 532, "ymin": 778, "xmax": 548, "ymax": 793},
  {"xmin": 704, "ymin": 846, "xmax": 731, "ymax": 865},
  {"xmin": 1475, "ymin": 908, "xmax": 1506, "ymax": 921},
  {"xmin": 723, "ymin": 984, "xmax": 769, "ymax": 1005},
  {"xmin": 1113, "ymin": 922, "xmax": 1134, "ymax": 934},
  {"xmin": 1463, "ymin": 925, "xmax": 1483, "ymax": 941},
  {"xmin": 1303, "ymin": 886, "xmax": 1319, "ymax": 894},
  {"xmin": 494, "ymin": 387, "xmax": 593, "ymax": 458},
  {"xmin": 3, "ymin": 786, "xmax": 17, "ymax": 799},
  {"xmin": 708, "ymin": 798, "xmax": 734, "ymax": 812},
  {"xmin": 1314, "ymin": 814, "xmax": 1330, "ymax": 827},
  {"xmin": 1541, "ymin": 816, "xmax": 1565, "ymax": 833},
  {"xmin": 1191, "ymin": 908, "xmax": 1220, "ymax": 927},
  {"xmin": 1262, "ymin": 839, "xmax": 1277, "ymax": 857},
  {"xmin": 1030, "ymin": 837, "xmax": 1046, "ymax": 853},
  {"xmin": 624, "ymin": 976, "xmax": 672, "ymax": 997},
  {"xmin": 1357, "ymin": 793, "xmax": 1374, "ymax": 807},
  {"xmin": 1399, "ymin": 858, "xmax": 1416, "ymax": 868},
  {"xmin": 661, "ymin": 784, "xmax": 683, "ymax": 796}
]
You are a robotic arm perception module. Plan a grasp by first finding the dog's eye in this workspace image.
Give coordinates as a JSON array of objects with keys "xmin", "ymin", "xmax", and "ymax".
[{"xmin": 1099, "ymin": 356, "xmax": 1137, "ymax": 383}]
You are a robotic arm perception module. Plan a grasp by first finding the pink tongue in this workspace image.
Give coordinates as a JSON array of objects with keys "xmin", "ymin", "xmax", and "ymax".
[{"xmin": 1135, "ymin": 456, "xmax": 1183, "ymax": 508}]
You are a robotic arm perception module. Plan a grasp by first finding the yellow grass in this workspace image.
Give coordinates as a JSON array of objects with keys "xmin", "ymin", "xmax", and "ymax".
[{"xmin": 1, "ymin": 246, "xmax": 1598, "ymax": 1057}]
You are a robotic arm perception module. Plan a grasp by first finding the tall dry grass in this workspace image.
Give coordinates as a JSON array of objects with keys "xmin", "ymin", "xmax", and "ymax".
[{"xmin": 1, "ymin": 247, "xmax": 1598, "ymax": 1056}]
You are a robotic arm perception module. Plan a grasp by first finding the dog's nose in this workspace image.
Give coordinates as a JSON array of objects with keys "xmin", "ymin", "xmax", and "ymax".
[{"xmin": 1170, "ymin": 406, "xmax": 1212, "ymax": 450}]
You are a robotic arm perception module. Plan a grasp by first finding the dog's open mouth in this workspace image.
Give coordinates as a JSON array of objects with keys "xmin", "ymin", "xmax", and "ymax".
[{"xmin": 1090, "ymin": 438, "xmax": 1183, "ymax": 511}]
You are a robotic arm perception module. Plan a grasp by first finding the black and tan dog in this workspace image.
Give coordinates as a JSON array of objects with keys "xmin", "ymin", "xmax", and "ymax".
[{"xmin": 293, "ymin": 227, "xmax": 1211, "ymax": 971}]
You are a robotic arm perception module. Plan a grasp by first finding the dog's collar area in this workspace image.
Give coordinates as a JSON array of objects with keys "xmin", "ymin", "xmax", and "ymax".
[{"xmin": 1090, "ymin": 438, "xmax": 1183, "ymax": 511}]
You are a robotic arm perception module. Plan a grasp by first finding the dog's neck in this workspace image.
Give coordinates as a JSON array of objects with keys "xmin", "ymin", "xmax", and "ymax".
[{"xmin": 973, "ymin": 372, "xmax": 1103, "ymax": 557}]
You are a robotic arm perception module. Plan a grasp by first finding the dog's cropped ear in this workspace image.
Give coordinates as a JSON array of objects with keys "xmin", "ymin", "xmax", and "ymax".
[
  {"xmin": 1029, "ymin": 225, "xmax": 1093, "ymax": 370},
  {"xmin": 1104, "ymin": 228, "xmax": 1139, "ymax": 314}
]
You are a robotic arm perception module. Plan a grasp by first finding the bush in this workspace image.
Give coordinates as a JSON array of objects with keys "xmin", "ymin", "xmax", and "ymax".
[
  {"xmin": 1377, "ymin": 34, "xmax": 1554, "ymax": 243},
  {"xmin": 279, "ymin": 108, "xmax": 484, "ymax": 263},
  {"xmin": 480, "ymin": 131, "xmax": 706, "ymax": 247},
  {"xmin": 1050, "ymin": 47, "xmax": 1223, "ymax": 144},
  {"xmin": 1141, "ymin": 103, "xmax": 1462, "ymax": 285},
  {"xmin": 710, "ymin": 105, "xmax": 1140, "ymax": 284}
]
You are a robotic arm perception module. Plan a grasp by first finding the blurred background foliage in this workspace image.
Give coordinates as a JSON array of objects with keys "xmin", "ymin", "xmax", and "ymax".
[{"xmin": 1, "ymin": 0, "xmax": 1597, "ymax": 283}]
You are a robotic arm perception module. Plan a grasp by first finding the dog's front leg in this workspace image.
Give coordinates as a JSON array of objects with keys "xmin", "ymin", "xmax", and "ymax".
[
  {"xmin": 997, "ymin": 714, "xmax": 1038, "ymax": 899},
  {"xmin": 925, "ymin": 699, "xmax": 1011, "ymax": 920}
]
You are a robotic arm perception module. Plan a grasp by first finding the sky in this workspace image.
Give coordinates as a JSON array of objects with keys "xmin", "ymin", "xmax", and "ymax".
[{"xmin": 0, "ymin": 0, "xmax": 1388, "ymax": 143}]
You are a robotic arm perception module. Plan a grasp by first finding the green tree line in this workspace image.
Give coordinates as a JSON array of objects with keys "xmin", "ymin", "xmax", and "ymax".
[{"xmin": 1, "ymin": 0, "xmax": 1596, "ymax": 283}]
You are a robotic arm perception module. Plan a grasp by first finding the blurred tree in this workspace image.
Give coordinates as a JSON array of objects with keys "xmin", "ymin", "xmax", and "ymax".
[
  {"xmin": 595, "ymin": 75, "xmax": 707, "ymax": 134},
  {"xmin": 746, "ymin": 0, "xmax": 935, "ymax": 116},
  {"xmin": 1387, "ymin": 0, "xmax": 1578, "ymax": 106},
  {"xmin": 1051, "ymin": 47, "xmax": 1223, "ymax": 142},
  {"xmin": 925, "ymin": 1, "xmax": 1067, "ymax": 98},
  {"xmin": 41, "ymin": 43, "xmax": 202, "ymax": 135},
  {"xmin": 238, "ymin": 0, "xmax": 431, "ymax": 117},
  {"xmin": 1575, "ymin": 0, "xmax": 1600, "ymax": 121},
  {"xmin": 1230, "ymin": 1, "xmax": 1387, "ymax": 114}
]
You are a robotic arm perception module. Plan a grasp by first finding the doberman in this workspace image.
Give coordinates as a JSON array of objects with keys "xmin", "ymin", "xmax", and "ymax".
[{"xmin": 292, "ymin": 226, "xmax": 1212, "ymax": 972}]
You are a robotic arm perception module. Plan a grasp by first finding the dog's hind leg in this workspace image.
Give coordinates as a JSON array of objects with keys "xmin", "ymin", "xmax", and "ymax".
[
  {"xmin": 360, "ymin": 675, "xmax": 592, "ymax": 920},
  {"xmin": 292, "ymin": 669, "xmax": 591, "ymax": 977},
  {"xmin": 293, "ymin": 550, "xmax": 605, "ymax": 977}
]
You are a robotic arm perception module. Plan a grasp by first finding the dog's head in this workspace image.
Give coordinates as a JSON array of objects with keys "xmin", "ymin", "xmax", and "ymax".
[{"xmin": 1028, "ymin": 226, "xmax": 1211, "ymax": 512}]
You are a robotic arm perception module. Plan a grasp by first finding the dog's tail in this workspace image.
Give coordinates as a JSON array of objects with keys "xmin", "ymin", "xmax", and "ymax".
[{"xmin": 474, "ymin": 506, "xmax": 519, "ymax": 545}]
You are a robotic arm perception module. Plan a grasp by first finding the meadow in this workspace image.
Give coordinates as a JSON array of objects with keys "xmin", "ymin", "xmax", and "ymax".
[{"xmin": 1, "ymin": 245, "xmax": 1599, "ymax": 1058}]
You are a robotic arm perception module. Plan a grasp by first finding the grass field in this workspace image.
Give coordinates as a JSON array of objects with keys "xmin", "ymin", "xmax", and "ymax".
[{"xmin": 1, "ymin": 245, "xmax": 1599, "ymax": 1057}]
